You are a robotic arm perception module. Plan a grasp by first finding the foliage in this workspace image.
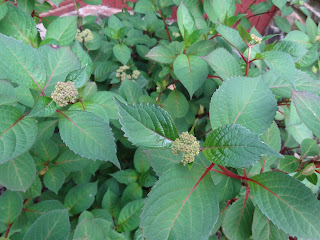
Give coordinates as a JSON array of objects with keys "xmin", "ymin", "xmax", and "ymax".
[{"xmin": 0, "ymin": 0, "xmax": 320, "ymax": 239}]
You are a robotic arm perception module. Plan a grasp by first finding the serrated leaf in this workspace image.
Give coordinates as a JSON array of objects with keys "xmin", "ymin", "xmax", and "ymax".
[
  {"xmin": 66, "ymin": 67, "xmax": 87, "ymax": 88},
  {"xmin": 173, "ymin": 54, "xmax": 208, "ymax": 97},
  {"xmin": 186, "ymin": 40, "xmax": 217, "ymax": 56},
  {"xmin": 223, "ymin": 196, "xmax": 254, "ymax": 240},
  {"xmin": 0, "ymin": 190, "xmax": 23, "ymax": 224},
  {"xmin": 45, "ymin": 16, "xmax": 77, "ymax": 46},
  {"xmin": 216, "ymin": 24, "xmax": 247, "ymax": 52},
  {"xmin": 273, "ymin": 41, "xmax": 307, "ymax": 62},
  {"xmin": 292, "ymin": 91, "xmax": 320, "ymax": 139},
  {"xmin": 203, "ymin": 124, "xmax": 282, "ymax": 168},
  {"xmin": 118, "ymin": 199, "xmax": 144, "ymax": 232},
  {"xmin": 203, "ymin": 48, "xmax": 242, "ymax": 81},
  {"xmin": 33, "ymin": 138, "xmax": 58, "ymax": 161},
  {"xmin": 0, "ymin": 4, "xmax": 38, "ymax": 47},
  {"xmin": 134, "ymin": 0, "xmax": 157, "ymax": 13},
  {"xmin": 141, "ymin": 164, "xmax": 219, "ymax": 240},
  {"xmin": 0, "ymin": 105, "xmax": 38, "ymax": 164},
  {"xmin": 117, "ymin": 101, "xmax": 179, "ymax": 148},
  {"xmin": 249, "ymin": 172, "xmax": 320, "ymax": 239},
  {"xmin": 23, "ymin": 209, "xmax": 70, "ymax": 240},
  {"xmin": 71, "ymin": 41, "xmax": 93, "ymax": 81},
  {"xmin": 145, "ymin": 46, "xmax": 176, "ymax": 64},
  {"xmin": 252, "ymin": 208, "xmax": 288, "ymax": 240},
  {"xmin": 21, "ymin": 176, "xmax": 41, "ymax": 199},
  {"xmin": 111, "ymin": 169, "xmax": 138, "ymax": 185},
  {"xmin": 58, "ymin": 110, "xmax": 119, "ymax": 168},
  {"xmin": 119, "ymin": 80, "xmax": 143, "ymax": 104},
  {"xmin": 113, "ymin": 43, "xmax": 131, "ymax": 65},
  {"xmin": 54, "ymin": 150, "xmax": 89, "ymax": 172},
  {"xmin": 0, "ymin": 34, "xmax": 46, "ymax": 90},
  {"xmin": 210, "ymin": 76, "xmax": 277, "ymax": 135},
  {"xmin": 0, "ymin": 152, "xmax": 36, "ymax": 191},
  {"xmin": 28, "ymin": 96, "xmax": 57, "ymax": 118},
  {"xmin": 44, "ymin": 166, "xmax": 65, "ymax": 194},
  {"xmin": 64, "ymin": 182, "xmax": 97, "ymax": 215}
]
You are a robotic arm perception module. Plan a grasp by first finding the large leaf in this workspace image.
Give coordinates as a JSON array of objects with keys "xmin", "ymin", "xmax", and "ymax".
[
  {"xmin": 117, "ymin": 101, "xmax": 179, "ymax": 148},
  {"xmin": 45, "ymin": 16, "xmax": 77, "ymax": 46},
  {"xmin": 0, "ymin": 34, "xmax": 46, "ymax": 90},
  {"xmin": 23, "ymin": 209, "xmax": 70, "ymax": 240},
  {"xmin": 204, "ymin": 0, "xmax": 236, "ymax": 23},
  {"xmin": 173, "ymin": 54, "xmax": 209, "ymax": 97},
  {"xmin": 0, "ymin": 191, "xmax": 23, "ymax": 224},
  {"xmin": 203, "ymin": 124, "xmax": 282, "ymax": 168},
  {"xmin": 0, "ymin": 105, "xmax": 38, "ymax": 164},
  {"xmin": 58, "ymin": 110, "xmax": 119, "ymax": 168},
  {"xmin": 0, "ymin": 152, "xmax": 36, "ymax": 191},
  {"xmin": 210, "ymin": 76, "xmax": 277, "ymax": 135},
  {"xmin": 203, "ymin": 48, "xmax": 242, "ymax": 81},
  {"xmin": 252, "ymin": 208, "xmax": 288, "ymax": 240},
  {"xmin": 249, "ymin": 172, "xmax": 320, "ymax": 239},
  {"xmin": 0, "ymin": 4, "xmax": 38, "ymax": 47},
  {"xmin": 141, "ymin": 164, "xmax": 219, "ymax": 240},
  {"xmin": 117, "ymin": 199, "xmax": 144, "ymax": 232},
  {"xmin": 145, "ymin": 46, "xmax": 176, "ymax": 64},
  {"xmin": 39, "ymin": 45, "xmax": 81, "ymax": 94},
  {"xmin": 222, "ymin": 196, "xmax": 254, "ymax": 240},
  {"xmin": 64, "ymin": 182, "xmax": 98, "ymax": 215},
  {"xmin": 292, "ymin": 90, "xmax": 320, "ymax": 139}
]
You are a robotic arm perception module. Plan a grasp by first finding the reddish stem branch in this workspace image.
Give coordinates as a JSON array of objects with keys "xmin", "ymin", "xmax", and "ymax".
[
  {"xmin": 207, "ymin": 75, "xmax": 223, "ymax": 81},
  {"xmin": 245, "ymin": 46, "xmax": 252, "ymax": 77},
  {"xmin": 5, "ymin": 223, "xmax": 11, "ymax": 238},
  {"xmin": 159, "ymin": 10, "xmax": 172, "ymax": 42}
]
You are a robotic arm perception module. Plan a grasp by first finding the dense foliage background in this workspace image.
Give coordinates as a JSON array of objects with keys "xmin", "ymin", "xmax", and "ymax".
[{"xmin": 0, "ymin": 0, "xmax": 320, "ymax": 239}]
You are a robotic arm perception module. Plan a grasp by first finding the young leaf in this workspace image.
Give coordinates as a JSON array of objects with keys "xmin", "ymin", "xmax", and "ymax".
[
  {"xmin": 117, "ymin": 199, "xmax": 144, "ymax": 232},
  {"xmin": 0, "ymin": 190, "xmax": 23, "ymax": 224},
  {"xmin": 273, "ymin": 41, "xmax": 307, "ymax": 62},
  {"xmin": 177, "ymin": 1, "xmax": 195, "ymax": 38},
  {"xmin": 202, "ymin": 48, "xmax": 242, "ymax": 81},
  {"xmin": 0, "ymin": 152, "xmax": 36, "ymax": 191},
  {"xmin": 45, "ymin": 16, "xmax": 77, "ymax": 46},
  {"xmin": 58, "ymin": 110, "xmax": 119, "ymax": 168},
  {"xmin": 0, "ymin": 105, "xmax": 38, "ymax": 164},
  {"xmin": 279, "ymin": 155, "xmax": 300, "ymax": 173},
  {"xmin": 27, "ymin": 96, "xmax": 57, "ymax": 118},
  {"xmin": 117, "ymin": 101, "xmax": 179, "ymax": 148},
  {"xmin": 64, "ymin": 182, "xmax": 98, "ymax": 215},
  {"xmin": 292, "ymin": 90, "xmax": 320, "ymax": 139},
  {"xmin": 249, "ymin": 171, "xmax": 320, "ymax": 239},
  {"xmin": 204, "ymin": 0, "xmax": 236, "ymax": 23},
  {"xmin": 113, "ymin": 43, "xmax": 131, "ymax": 65},
  {"xmin": 0, "ymin": 34, "xmax": 46, "ymax": 90},
  {"xmin": 134, "ymin": 147, "xmax": 150, "ymax": 173},
  {"xmin": 209, "ymin": 76, "xmax": 277, "ymax": 135},
  {"xmin": 111, "ymin": 169, "xmax": 139, "ymax": 185},
  {"xmin": 23, "ymin": 209, "xmax": 70, "ymax": 240},
  {"xmin": 173, "ymin": 54, "xmax": 209, "ymax": 97},
  {"xmin": 102, "ymin": 189, "xmax": 121, "ymax": 219},
  {"xmin": 43, "ymin": 166, "xmax": 66, "ymax": 194},
  {"xmin": 203, "ymin": 124, "xmax": 282, "ymax": 168},
  {"xmin": 222, "ymin": 196, "xmax": 254, "ymax": 240},
  {"xmin": 141, "ymin": 164, "xmax": 219, "ymax": 240},
  {"xmin": 216, "ymin": 24, "xmax": 247, "ymax": 52}
]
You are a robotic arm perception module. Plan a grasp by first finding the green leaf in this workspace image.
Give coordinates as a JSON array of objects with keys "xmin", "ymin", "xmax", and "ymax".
[
  {"xmin": 216, "ymin": 24, "xmax": 247, "ymax": 52},
  {"xmin": 0, "ymin": 2, "xmax": 8, "ymax": 21},
  {"xmin": 292, "ymin": 91, "xmax": 320, "ymax": 139},
  {"xmin": 113, "ymin": 44, "xmax": 131, "ymax": 65},
  {"xmin": 28, "ymin": 96, "xmax": 57, "ymax": 118},
  {"xmin": 0, "ymin": 152, "xmax": 36, "ymax": 191},
  {"xmin": 252, "ymin": 208, "xmax": 288, "ymax": 240},
  {"xmin": 203, "ymin": 48, "xmax": 242, "ymax": 81},
  {"xmin": 204, "ymin": 0, "xmax": 236, "ymax": 23},
  {"xmin": 83, "ymin": 0, "xmax": 102, "ymax": 5},
  {"xmin": 119, "ymin": 80, "xmax": 143, "ymax": 104},
  {"xmin": 54, "ymin": 150, "xmax": 89, "ymax": 172},
  {"xmin": 118, "ymin": 199, "xmax": 144, "ymax": 232},
  {"xmin": 186, "ymin": 40, "xmax": 217, "ymax": 56},
  {"xmin": 203, "ymin": 124, "xmax": 282, "ymax": 168},
  {"xmin": 64, "ymin": 182, "xmax": 98, "ymax": 215},
  {"xmin": 249, "ymin": 172, "xmax": 320, "ymax": 239},
  {"xmin": 273, "ymin": 41, "xmax": 307, "ymax": 62},
  {"xmin": 58, "ymin": 110, "xmax": 119, "ymax": 168},
  {"xmin": 111, "ymin": 169, "xmax": 139, "ymax": 185},
  {"xmin": 141, "ymin": 164, "xmax": 218, "ymax": 239},
  {"xmin": 45, "ymin": 16, "xmax": 77, "ymax": 46},
  {"xmin": 121, "ymin": 183, "xmax": 143, "ymax": 206},
  {"xmin": 33, "ymin": 139, "xmax": 58, "ymax": 161},
  {"xmin": 271, "ymin": 0, "xmax": 286, "ymax": 9},
  {"xmin": 18, "ymin": 0, "xmax": 35, "ymax": 14},
  {"xmin": 284, "ymin": 30, "xmax": 312, "ymax": 49},
  {"xmin": 23, "ymin": 209, "xmax": 70, "ymax": 240},
  {"xmin": 50, "ymin": 0, "xmax": 64, "ymax": 7},
  {"xmin": 145, "ymin": 45, "xmax": 176, "ymax": 64},
  {"xmin": 117, "ymin": 101, "xmax": 179, "ymax": 148},
  {"xmin": 66, "ymin": 67, "xmax": 87, "ymax": 88},
  {"xmin": 0, "ymin": 190, "xmax": 23, "ymax": 224},
  {"xmin": 260, "ymin": 51, "xmax": 296, "ymax": 88},
  {"xmin": 0, "ymin": 34, "xmax": 46, "ymax": 90},
  {"xmin": 209, "ymin": 76, "xmax": 277, "ymax": 135},
  {"xmin": 0, "ymin": 4, "xmax": 38, "ymax": 47},
  {"xmin": 222, "ymin": 196, "xmax": 254, "ymax": 240},
  {"xmin": 73, "ymin": 219, "xmax": 108, "ymax": 240},
  {"xmin": 21, "ymin": 176, "xmax": 41, "ymax": 199},
  {"xmin": 0, "ymin": 105, "xmax": 38, "ymax": 164},
  {"xmin": 134, "ymin": 147, "xmax": 150, "ymax": 173},
  {"xmin": 44, "ymin": 166, "xmax": 65, "ymax": 194},
  {"xmin": 162, "ymin": 90, "xmax": 189, "ymax": 118},
  {"xmin": 71, "ymin": 41, "xmax": 93, "ymax": 81},
  {"xmin": 279, "ymin": 155, "xmax": 299, "ymax": 173},
  {"xmin": 274, "ymin": 16, "xmax": 291, "ymax": 33},
  {"xmin": 177, "ymin": 2, "xmax": 195, "ymax": 38},
  {"xmin": 306, "ymin": 17, "xmax": 317, "ymax": 41},
  {"xmin": 39, "ymin": 45, "xmax": 81, "ymax": 94},
  {"xmin": 134, "ymin": 0, "xmax": 157, "ymax": 13},
  {"xmin": 173, "ymin": 54, "xmax": 209, "ymax": 97},
  {"xmin": 102, "ymin": 189, "xmax": 120, "ymax": 219},
  {"xmin": 301, "ymin": 138, "xmax": 319, "ymax": 157}
]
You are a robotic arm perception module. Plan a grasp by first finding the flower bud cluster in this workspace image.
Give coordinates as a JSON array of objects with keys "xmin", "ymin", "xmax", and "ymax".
[
  {"xmin": 250, "ymin": 34, "xmax": 262, "ymax": 44},
  {"xmin": 172, "ymin": 32, "xmax": 181, "ymax": 38},
  {"xmin": 316, "ymin": 35, "xmax": 320, "ymax": 42},
  {"xmin": 51, "ymin": 81, "xmax": 78, "ymax": 107},
  {"xmin": 172, "ymin": 132, "xmax": 200, "ymax": 166},
  {"xmin": 115, "ymin": 65, "xmax": 140, "ymax": 82},
  {"xmin": 75, "ymin": 29, "xmax": 94, "ymax": 42}
]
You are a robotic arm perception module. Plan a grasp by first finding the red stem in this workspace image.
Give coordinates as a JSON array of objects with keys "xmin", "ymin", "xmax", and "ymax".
[
  {"xmin": 159, "ymin": 10, "xmax": 172, "ymax": 42},
  {"xmin": 245, "ymin": 46, "xmax": 251, "ymax": 77},
  {"xmin": 209, "ymin": 33, "xmax": 220, "ymax": 40},
  {"xmin": 207, "ymin": 75, "xmax": 223, "ymax": 81},
  {"xmin": 5, "ymin": 223, "xmax": 11, "ymax": 238}
]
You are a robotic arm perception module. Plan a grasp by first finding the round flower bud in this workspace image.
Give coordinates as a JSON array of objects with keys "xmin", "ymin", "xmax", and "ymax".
[
  {"xmin": 51, "ymin": 81, "xmax": 78, "ymax": 107},
  {"xmin": 301, "ymin": 163, "xmax": 316, "ymax": 176},
  {"xmin": 250, "ymin": 34, "xmax": 262, "ymax": 44}
]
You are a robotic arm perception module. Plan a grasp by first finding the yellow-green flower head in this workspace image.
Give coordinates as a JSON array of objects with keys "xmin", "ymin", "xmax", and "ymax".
[
  {"xmin": 75, "ymin": 29, "xmax": 94, "ymax": 42},
  {"xmin": 51, "ymin": 81, "xmax": 78, "ymax": 107},
  {"xmin": 172, "ymin": 132, "xmax": 200, "ymax": 166},
  {"xmin": 250, "ymin": 33, "xmax": 262, "ymax": 44}
]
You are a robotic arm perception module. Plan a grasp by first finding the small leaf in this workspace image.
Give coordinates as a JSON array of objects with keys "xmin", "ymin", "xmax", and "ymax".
[
  {"xmin": 66, "ymin": 66, "xmax": 87, "ymax": 88},
  {"xmin": 203, "ymin": 124, "xmax": 282, "ymax": 168},
  {"xmin": 44, "ymin": 166, "xmax": 65, "ymax": 194},
  {"xmin": 111, "ymin": 169, "xmax": 139, "ymax": 185},
  {"xmin": 274, "ymin": 16, "xmax": 291, "ymax": 33},
  {"xmin": 204, "ymin": 0, "xmax": 236, "ymax": 23},
  {"xmin": 177, "ymin": 1, "xmax": 195, "ymax": 38},
  {"xmin": 73, "ymin": 219, "xmax": 107, "ymax": 240},
  {"xmin": 134, "ymin": 147, "xmax": 150, "ymax": 173},
  {"xmin": 118, "ymin": 199, "xmax": 144, "ymax": 232},
  {"xmin": 216, "ymin": 24, "xmax": 247, "ymax": 52},
  {"xmin": 271, "ymin": 0, "xmax": 286, "ymax": 9},
  {"xmin": 23, "ymin": 209, "xmax": 70, "ymax": 240},
  {"xmin": 54, "ymin": 150, "xmax": 89, "ymax": 172},
  {"xmin": 28, "ymin": 96, "xmax": 57, "ymax": 118},
  {"xmin": 134, "ymin": 0, "xmax": 157, "ymax": 13},
  {"xmin": 117, "ymin": 101, "xmax": 179, "ymax": 148},
  {"xmin": 249, "ymin": 172, "xmax": 320, "ymax": 239},
  {"xmin": 102, "ymin": 189, "xmax": 120, "ymax": 219},
  {"xmin": 25, "ymin": 200, "xmax": 66, "ymax": 222},
  {"xmin": 113, "ymin": 43, "xmax": 131, "ymax": 65},
  {"xmin": 301, "ymin": 139, "xmax": 319, "ymax": 157},
  {"xmin": 0, "ymin": 190, "xmax": 23, "ymax": 224},
  {"xmin": 279, "ymin": 155, "xmax": 300, "ymax": 173}
]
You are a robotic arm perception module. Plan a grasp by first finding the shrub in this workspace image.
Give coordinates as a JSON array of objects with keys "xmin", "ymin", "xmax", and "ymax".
[{"xmin": 0, "ymin": 0, "xmax": 320, "ymax": 239}]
